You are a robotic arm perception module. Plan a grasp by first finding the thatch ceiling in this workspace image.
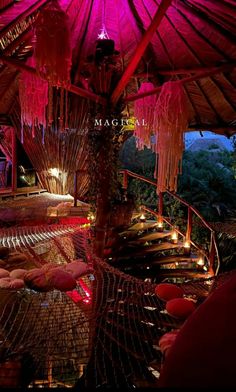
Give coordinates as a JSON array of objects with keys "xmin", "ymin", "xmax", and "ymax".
[{"xmin": 0, "ymin": 0, "xmax": 236, "ymax": 135}]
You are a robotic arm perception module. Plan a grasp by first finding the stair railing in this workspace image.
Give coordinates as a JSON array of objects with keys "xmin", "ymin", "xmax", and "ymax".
[{"xmin": 120, "ymin": 169, "xmax": 220, "ymax": 276}]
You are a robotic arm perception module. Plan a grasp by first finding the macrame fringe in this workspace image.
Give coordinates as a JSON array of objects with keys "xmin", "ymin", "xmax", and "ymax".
[
  {"xmin": 34, "ymin": 0, "xmax": 72, "ymax": 87},
  {"xmin": 134, "ymin": 82, "xmax": 156, "ymax": 150},
  {"xmin": 18, "ymin": 56, "xmax": 48, "ymax": 143},
  {"xmin": 154, "ymin": 81, "xmax": 189, "ymax": 194}
]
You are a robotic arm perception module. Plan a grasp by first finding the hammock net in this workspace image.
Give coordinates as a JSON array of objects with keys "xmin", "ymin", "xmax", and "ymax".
[{"xmin": 0, "ymin": 226, "xmax": 232, "ymax": 388}]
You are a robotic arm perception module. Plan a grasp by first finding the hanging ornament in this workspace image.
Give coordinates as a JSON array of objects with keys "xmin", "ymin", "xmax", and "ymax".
[
  {"xmin": 34, "ymin": 0, "xmax": 72, "ymax": 87},
  {"xmin": 18, "ymin": 56, "xmax": 48, "ymax": 141},
  {"xmin": 154, "ymin": 81, "xmax": 189, "ymax": 193},
  {"xmin": 134, "ymin": 82, "xmax": 156, "ymax": 150}
]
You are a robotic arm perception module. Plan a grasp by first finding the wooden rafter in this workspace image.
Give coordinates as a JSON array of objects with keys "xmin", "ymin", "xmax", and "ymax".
[
  {"xmin": 111, "ymin": 0, "xmax": 173, "ymax": 105},
  {"xmin": 0, "ymin": 55, "xmax": 107, "ymax": 105},
  {"xmin": 180, "ymin": 0, "xmax": 235, "ymax": 45},
  {"xmin": 0, "ymin": 0, "xmax": 49, "ymax": 40},
  {"xmin": 125, "ymin": 62, "xmax": 236, "ymax": 102},
  {"xmin": 172, "ymin": 2, "xmax": 231, "ymax": 61}
]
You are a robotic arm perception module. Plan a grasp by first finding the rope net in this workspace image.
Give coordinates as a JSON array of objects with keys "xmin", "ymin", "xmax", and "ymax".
[{"xmin": 0, "ymin": 226, "xmax": 233, "ymax": 388}]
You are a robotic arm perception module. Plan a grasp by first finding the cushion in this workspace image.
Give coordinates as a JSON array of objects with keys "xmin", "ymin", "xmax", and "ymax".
[
  {"xmin": 0, "ymin": 277, "xmax": 11, "ymax": 289},
  {"xmin": 155, "ymin": 283, "xmax": 183, "ymax": 301},
  {"xmin": 166, "ymin": 298, "xmax": 196, "ymax": 320},
  {"xmin": 9, "ymin": 279, "xmax": 25, "ymax": 289},
  {"xmin": 159, "ymin": 330, "xmax": 179, "ymax": 356},
  {"xmin": 0, "ymin": 268, "xmax": 9, "ymax": 278},
  {"xmin": 10, "ymin": 269, "xmax": 27, "ymax": 279},
  {"xmin": 64, "ymin": 260, "xmax": 90, "ymax": 279},
  {"xmin": 46, "ymin": 268, "xmax": 77, "ymax": 291},
  {"xmin": 24, "ymin": 269, "xmax": 52, "ymax": 292}
]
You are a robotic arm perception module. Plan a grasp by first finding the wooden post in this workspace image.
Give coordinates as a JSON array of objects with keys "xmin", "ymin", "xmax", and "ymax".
[
  {"xmin": 123, "ymin": 170, "xmax": 128, "ymax": 191},
  {"xmin": 11, "ymin": 127, "xmax": 17, "ymax": 192},
  {"xmin": 186, "ymin": 207, "xmax": 193, "ymax": 243},
  {"xmin": 74, "ymin": 170, "xmax": 78, "ymax": 207},
  {"xmin": 158, "ymin": 192, "xmax": 164, "ymax": 223},
  {"xmin": 209, "ymin": 232, "xmax": 216, "ymax": 276},
  {"xmin": 47, "ymin": 358, "xmax": 53, "ymax": 387}
]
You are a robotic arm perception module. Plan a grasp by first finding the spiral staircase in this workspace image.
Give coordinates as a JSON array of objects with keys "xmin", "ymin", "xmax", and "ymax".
[{"xmin": 105, "ymin": 170, "xmax": 220, "ymax": 283}]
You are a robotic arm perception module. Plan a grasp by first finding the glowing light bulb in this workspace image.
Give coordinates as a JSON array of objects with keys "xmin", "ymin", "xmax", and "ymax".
[
  {"xmin": 140, "ymin": 214, "xmax": 146, "ymax": 222},
  {"xmin": 157, "ymin": 221, "xmax": 163, "ymax": 228},
  {"xmin": 184, "ymin": 241, "xmax": 190, "ymax": 248},
  {"xmin": 49, "ymin": 168, "xmax": 60, "ymax": 178},
  {"xmin": 171, "ymin": 231, "xmax": 178, "ymax": 243},
  {"xmin": 197, "ymin": 257, "xmax": 205, "ymax": 266}
]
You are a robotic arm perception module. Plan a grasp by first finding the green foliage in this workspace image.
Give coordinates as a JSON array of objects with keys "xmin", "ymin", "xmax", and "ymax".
[{"xmin": 120, "ymin": 137, "xmax": 236, "ymax": 222}]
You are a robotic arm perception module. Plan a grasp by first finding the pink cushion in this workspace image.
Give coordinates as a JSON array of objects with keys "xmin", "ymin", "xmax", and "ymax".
[
  {"xmin": 166, "ymin": 298, "xmax": 196, "ymax": 319},
  {"xmin": 9, "ymin": 279, "xmax": 25, "ymax": 289},
  {"xmin": 159, "ymin": 330, "xmax": 179, "ymax": 355},
  {"xmin": 46, "ymin": 268, "xmax": 77, "ymax": 291},
  {"xmin": 0, "ymin": 277, "xmax": 11, "ymax": 289},
  {"xmin": 24, "ymin": 269, "xmax": 52, "ymax": 292},
  {"xmin": 64, "ymin": 260, "xmax": 90, "ymax": 279},
  {"xmin": 155, "ymin": 283, "xmax": 183, "ymax": 301},
  {"xmin": 10, "ymin": 269, "xmax": 27, "ymax": 279},
  {"xmin": 0, "ymin": 268, "xmax": 9, "ymax": 278}
]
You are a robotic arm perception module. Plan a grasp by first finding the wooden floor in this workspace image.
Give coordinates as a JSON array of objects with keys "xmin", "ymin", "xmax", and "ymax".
[
  {"xmin": 0, "ymin": 186, "xmax": 47, "ymax": 200},
  {"xmin": 0, "ymin": 192, "xmax": 90, "ymax": 225}
]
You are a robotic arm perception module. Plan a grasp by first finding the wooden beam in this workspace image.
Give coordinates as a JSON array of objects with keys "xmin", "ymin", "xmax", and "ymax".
[
  {"xmin": 125, "ymin": 62, "xmax": 236, "ymax": 102},
  {"xmin": 111, "ymin": 0, "xmax": 173, "ymax": 105},
  {"xmin": 0, "ymin": 0, "xmax": 50, "ymax": 40},
  {"xmin": 156, "ymin": 63, "xmax": 236, "ymax": 75},
  {"xmin": 133, "ymin": 63, "xmax": 235, "ymax": 78},
  {"xmin": 0, "ymin": 55, "xmax": 107, "ymax": 105}
]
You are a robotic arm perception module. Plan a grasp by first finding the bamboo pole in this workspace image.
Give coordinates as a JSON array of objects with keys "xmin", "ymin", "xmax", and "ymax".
[{"xmin": 11, "ymin": 126, "xmax": 17, "ymax": 192}]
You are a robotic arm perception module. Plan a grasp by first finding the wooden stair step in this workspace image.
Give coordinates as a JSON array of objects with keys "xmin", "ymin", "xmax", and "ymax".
[
  {"xmin": 151, "ymin": 254, "xmax": 198, "ymax": 265},
  {"xmin": 132, "ymin": 242, "xmax": 181, "ymax": 255},
  {"xmin": 157, "ymin": 269, "xmax": 208, "ymax": 278},
  {"xmin": 127, "ymin": 220, "xmax": 158, "ymax": 231},
  {"xmin": 131, "ymin": 230, "xmax": 172, "ymax": 242}
]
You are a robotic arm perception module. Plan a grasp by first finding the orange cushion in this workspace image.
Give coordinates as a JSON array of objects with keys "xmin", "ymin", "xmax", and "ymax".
[
  {"xmin": 155, "ymin": 283, "xmax": 183, "ymax": 301},
  {"xmin": 166, "ymin": 298, "xmax": 196, "ymax": 319}
]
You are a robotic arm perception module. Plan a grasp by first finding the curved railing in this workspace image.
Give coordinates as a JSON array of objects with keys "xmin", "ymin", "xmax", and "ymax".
[{"xmin": 120, "ymin": 169, "xmax": 220, "ymax": 276}]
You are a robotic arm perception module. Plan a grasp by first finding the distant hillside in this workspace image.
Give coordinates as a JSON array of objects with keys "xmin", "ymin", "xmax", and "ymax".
[{"xmin": 188, "ymin": 138, "xmax": 227, "ymax": 152}]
